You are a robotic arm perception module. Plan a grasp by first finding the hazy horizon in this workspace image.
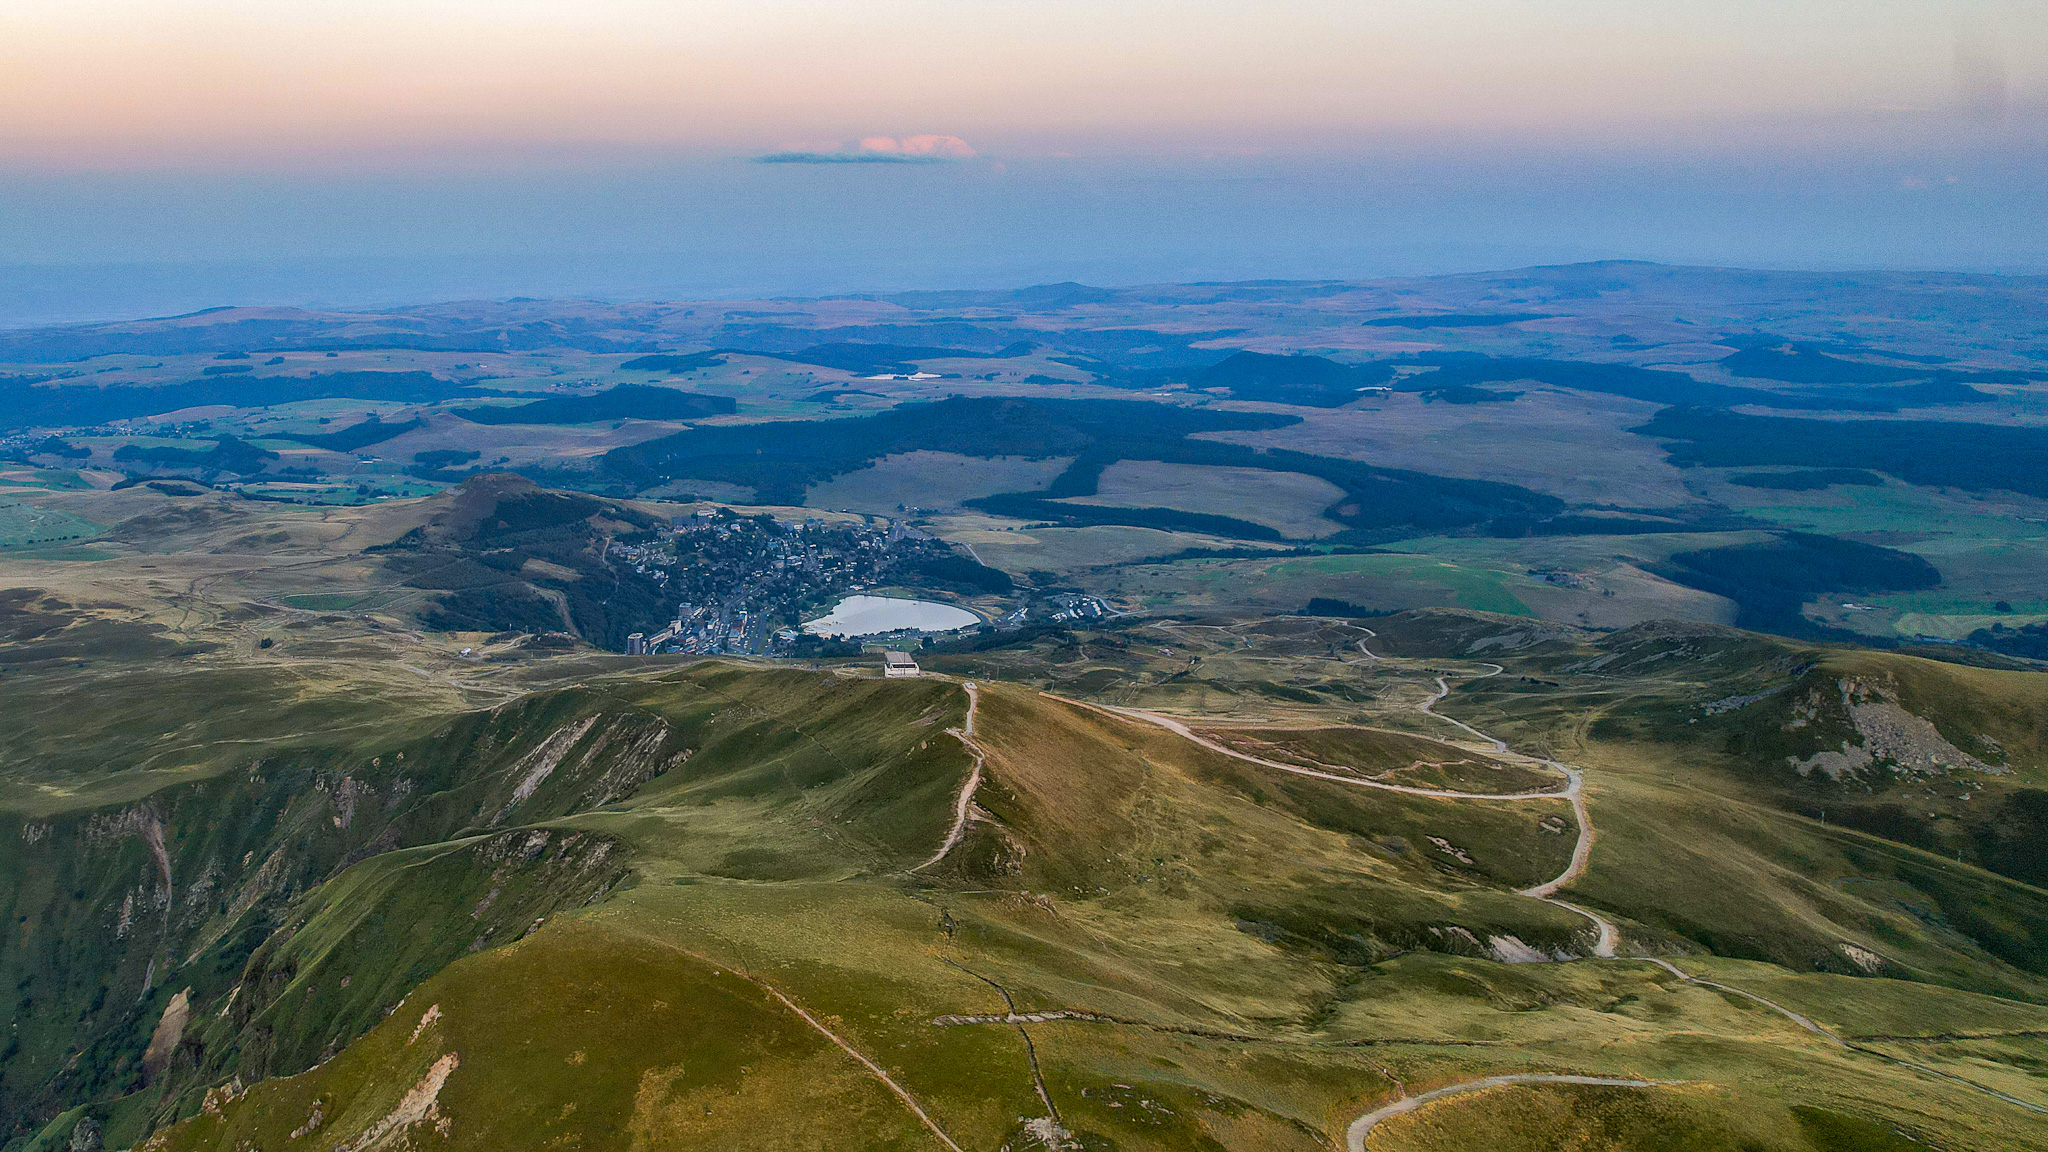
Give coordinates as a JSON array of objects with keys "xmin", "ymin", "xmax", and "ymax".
[
  {"xmin": 3, "ymin": 0, "xmax": 2045, "ymax": 326},
  {"xmin": 7, "ymin": 142, "xmax": 2047, "ymax": 328}
]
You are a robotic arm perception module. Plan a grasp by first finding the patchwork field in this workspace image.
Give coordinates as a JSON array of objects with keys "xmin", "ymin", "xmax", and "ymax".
[
  {"xmin": 1102, "ymin": 550, "xmax": 1543, "ymax": 616},
  {"xmin": 929, "ymin": 517, "xmax": 1288, "ymax": 576},
  {"xmin": 1208, "ymin": 389, "xmax": 1697, "ymax": 507},
  {"xmin": 0, "ymin": 500, "xmax": 103, "ymax": 549}
]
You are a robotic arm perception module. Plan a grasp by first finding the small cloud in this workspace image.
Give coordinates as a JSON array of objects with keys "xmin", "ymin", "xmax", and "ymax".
[
  {"xmin": 755, "ymin": 151, "xmax": 938, "ymax": 165},
  {"xmin": 875, "ymin": 134, "xmax": 977, "ymax": 159},
  {"xmin": 753, "ymin": 134, "xmax": 976, "ymax": 165}
]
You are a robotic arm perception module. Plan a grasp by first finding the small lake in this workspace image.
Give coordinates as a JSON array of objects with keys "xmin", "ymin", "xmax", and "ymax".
[{"xmin": 802, "ymin": 595, "xmax": 980, "ymax": 638}]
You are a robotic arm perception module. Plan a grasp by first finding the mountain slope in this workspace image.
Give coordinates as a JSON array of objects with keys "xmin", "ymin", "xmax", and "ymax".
[{"xmin": 6, "ymin": 612, "xmax": 2048, "ymax": 1150}]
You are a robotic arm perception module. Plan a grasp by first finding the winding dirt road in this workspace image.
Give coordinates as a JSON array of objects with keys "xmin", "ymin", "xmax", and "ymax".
[
  {"xmin": 911, "ymin": 682, "xmax": 983, "ymax": 873},
  {"xmin": 1639, "ymin": 957, "xmax": 2048, "ymax": 1116},
  {"xmin": 756, "ymin": 981, "xmax": 968, "ymax": 1152},
  {"xmin": 1417, "ymin": 671, "xmax": 1619, "ymax": 957},
  {"xmin": 1344, "ymin": 1074, "xmax": 1676, "ymax": 1152},
  {"xmin": 1048, "ymin": 688, "xmax": 1622, "ymax": 956},
  {"xmin": 1055, "ymin": 696, "xmax": 1576, "ymax": 804}
]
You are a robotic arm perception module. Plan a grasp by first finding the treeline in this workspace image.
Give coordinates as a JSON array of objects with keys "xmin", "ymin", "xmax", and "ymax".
[
  {"xmin": 31, "ymin": 437, "xmax": 89, "ymax": 459},
  {"xmin": 1301, "ymin": 597, "xmax": 1395, "ymax": 618},
  {"xmin": 1635, "ymin": 407, "xmax": 2048, "ymax": 499},
  {"xmin": 747, "ymin": 341, "xmax": 1022, "ymax": 374},
  {"xmin": 0, "ymin": 314, "xmax": 660, "ymax": 361},
  {"xmin": 620, "ymin": 340, "xmax": 1036, "ymax": 377},
  {"xmin": 1967, "ymin": 621, "xmax": 2048, "ymax": 661},
  {"xmin": 1094, "ymin": 350, "xmax": 2000, "ymax": 413},
  {"xmin": 404, "ymin": 449, "xmax": 483, "ymax": 481},
  {"xmin": 1400, "ymin": 356, "xmax": 1840, "ymax": 411}
]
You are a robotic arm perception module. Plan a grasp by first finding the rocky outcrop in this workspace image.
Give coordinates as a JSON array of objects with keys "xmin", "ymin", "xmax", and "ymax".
[{"xmin": 1787, "ymin": 676, "xmax": 1998, "ymax": 780}]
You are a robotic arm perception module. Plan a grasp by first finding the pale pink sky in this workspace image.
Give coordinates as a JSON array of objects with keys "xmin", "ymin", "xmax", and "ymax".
[{"xmin": 2, "ymin": 0, "xmax": 2041, "ymax": 167}]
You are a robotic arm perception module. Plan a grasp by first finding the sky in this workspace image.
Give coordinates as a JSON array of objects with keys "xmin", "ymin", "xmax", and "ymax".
[{"xmin": 1, "ymin": 0, "xmax": 2044, "ymax": 324}]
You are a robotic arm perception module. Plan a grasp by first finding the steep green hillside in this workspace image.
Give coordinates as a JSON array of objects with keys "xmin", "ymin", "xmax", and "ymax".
[
  {"xmin": 0, "ymin": 674, "xmax": 688, "ymax": 1146},
  {"xmin": 6, "ymin": 604, "xmax": 2048, "ymax": 1151}
]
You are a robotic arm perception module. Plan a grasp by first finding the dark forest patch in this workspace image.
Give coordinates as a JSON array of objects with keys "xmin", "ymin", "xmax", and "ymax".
[
  {"xmin": 1423, "ymin": 384, "xmax": 1520, "ymax": 404},
  {"xmin": 1724, "ymin": 344, "xmax": 1935, "ymax": 384},
  {"xmin": 959, "ymin": 416, "xmax": 1564, "ymax": 541},
  {"xmin": 29, "ymin": 437, "xmax": 89, "ymax": 459},
  {"xmin": 1967, "ymin": 620, "xmax": 2048, "ymax": 661},
  {"xmin": 1635, "ymin": 406, "xmax": 2048, "ymax": 498},
  {"xmin": 619, "ymin": 352, "xmax": 726, "ymax": 373},
  {"xmin": 1, "ymin": 372, "xmax": 497, "ymax": 431},
  {"xmin": 1649, "ymin": 532, "xmax": 1940, "ymax": 635},
  {"xmin": 112, "ymin": 436, "xmax": 277, "ymax": 476},
  {"xmin": 1187, "ymin": 351, "xmax": 1394, "ymax": 407},
  {"xmin": 278, "ymin": 416, "xmax": 424, "ymax": 452}
]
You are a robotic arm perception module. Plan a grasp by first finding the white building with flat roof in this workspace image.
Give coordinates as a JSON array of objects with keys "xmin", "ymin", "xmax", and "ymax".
[{"xmin": 882, "ymin": 651, "xmax": 920, "ymax": 677}]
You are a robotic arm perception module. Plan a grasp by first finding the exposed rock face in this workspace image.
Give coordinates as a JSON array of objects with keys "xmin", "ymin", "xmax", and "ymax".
[
  {"xmin": 141, "ymin": 989, "xmax": 191, "ymax": 1081},
  {"xmin": 332, "ymin": 1052, "xmax": 460, "ymax": 1152},
  {"xmin": 1787, "ymin": 676, "xmax": 1996, "ymax": 780},
  {"xmin": 495, "ymin": 716, "xmax": 602, "ymax": 821},
  {"xmin": 493, "ymin": 712, "xmax": 684, "ymax": 823}
]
